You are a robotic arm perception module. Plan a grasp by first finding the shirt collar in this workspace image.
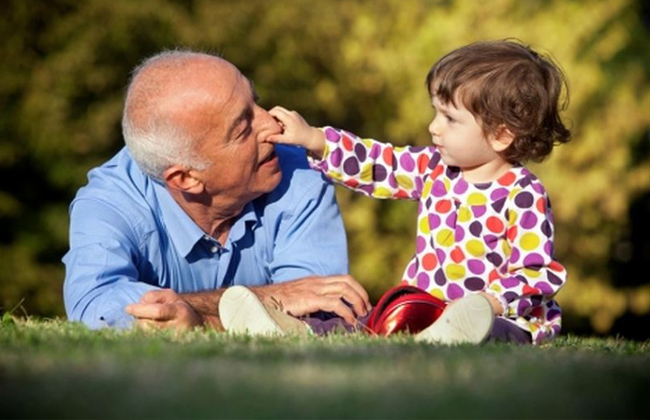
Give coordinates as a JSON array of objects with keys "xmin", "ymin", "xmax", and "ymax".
[
  {"xmin": 153, "ymin": 180, "xmax": 261, "ymax": 258},
  {"xmin": 228, "ymin": 201, "xmax": 260, "ymax": 244},
  {"xmin": 153, "ymin": 181, "xmax": 207, "ymax": 258}
]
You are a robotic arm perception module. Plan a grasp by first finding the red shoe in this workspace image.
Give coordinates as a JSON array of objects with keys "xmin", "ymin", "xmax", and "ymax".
[{"xmin": 367, "ymin": 285, "xmax": 447, "ymax": 336}]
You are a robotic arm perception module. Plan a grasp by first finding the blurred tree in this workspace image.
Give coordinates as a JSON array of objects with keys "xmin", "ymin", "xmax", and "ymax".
[
  {"xmin": 1, "ymin": 0, "xmax": 649, "ymax": 338},
  {"xmin": 0, "ymin": 0, "xmax": 200, "ymax": 317}
]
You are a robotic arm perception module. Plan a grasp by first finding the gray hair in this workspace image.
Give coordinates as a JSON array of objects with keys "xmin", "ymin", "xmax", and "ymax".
[{"xmin": 121, "ymin": 50, "xmax": 212, "ymax": 181}]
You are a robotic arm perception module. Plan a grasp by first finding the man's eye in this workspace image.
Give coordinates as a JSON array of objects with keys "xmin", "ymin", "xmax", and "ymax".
[{"xmin": 238, "ymin": 125, "xmax": 253, "ymax": 139}]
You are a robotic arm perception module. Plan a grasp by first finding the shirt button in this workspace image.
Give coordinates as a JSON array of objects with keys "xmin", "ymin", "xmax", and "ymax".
[
  {"xmin": 204, "ymin": 235, "xmax": 211, "ymax": 241},
  {"xmin": 210, "ymin": 246, "xmax": 218, "ymax": 253}
]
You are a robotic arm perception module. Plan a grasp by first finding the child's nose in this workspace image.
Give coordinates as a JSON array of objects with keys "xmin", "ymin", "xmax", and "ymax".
[{"xmin": 428, "ymin": 118, "xmax": 439, "ymax": 136}]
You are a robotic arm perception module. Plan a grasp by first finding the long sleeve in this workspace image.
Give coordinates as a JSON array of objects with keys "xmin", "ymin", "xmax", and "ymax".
[
  {"xmin": 485, "ymin": 183, "xmax": 566, "ymax": 341},
  {"xmin": 310, "ymin": 126, "xmax": 440, "ymax": 201},
  {"xmin": 63, "ymin": 198, "xmax": 160, "ymax": 329}
]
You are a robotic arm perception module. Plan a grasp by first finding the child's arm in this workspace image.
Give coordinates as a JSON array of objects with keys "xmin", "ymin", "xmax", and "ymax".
[
  {"xmin": 485, "ymin": 184, "xmax": 567, "ymax": 342},
  {"xmin": 269, "ymin": 107, "xmax": 439, "ymax": 201}
]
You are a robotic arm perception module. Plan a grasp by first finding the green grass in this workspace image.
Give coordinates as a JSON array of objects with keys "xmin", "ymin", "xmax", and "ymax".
[{"xmin": 1, "ymin": 317, "xmax": 649, "ymax": 419}]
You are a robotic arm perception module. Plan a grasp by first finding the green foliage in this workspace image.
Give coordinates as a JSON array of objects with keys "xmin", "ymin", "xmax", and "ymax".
[
  {"xmin": 1, "ymin": 319, "xmax": 649, "ymax": 418},
  {"xmin": 1, "ymin": 0, "xmax": 649, "ymax": 337}
]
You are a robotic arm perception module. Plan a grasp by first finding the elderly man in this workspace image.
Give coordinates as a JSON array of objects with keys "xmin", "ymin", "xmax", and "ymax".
[{"xmin": 63, "ymin": 50, "xmax": 370, "ymax": 330}]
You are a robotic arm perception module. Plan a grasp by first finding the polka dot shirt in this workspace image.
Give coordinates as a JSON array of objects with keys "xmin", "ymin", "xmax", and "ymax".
[{"xmin": 311, "ymin": 127, "xmax": 567, "ymax": 344}]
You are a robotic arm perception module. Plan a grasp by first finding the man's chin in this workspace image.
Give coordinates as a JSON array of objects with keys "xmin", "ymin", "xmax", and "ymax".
[
  {"xmin": 269, "ymin": 167, "xmax": 283, "ymax": 187},
  {"xmin": 254, "ymin": 149, "xmax": 282, "ymax": 193},
  {"xmin": 259, "ymin": 164, "xmax": 282, "ymax": 193}
]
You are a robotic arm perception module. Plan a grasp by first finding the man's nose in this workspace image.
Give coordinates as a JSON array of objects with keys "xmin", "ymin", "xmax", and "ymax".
[{"xmin": 255, "ymin": 106, "xmax": 282, "ymax": 141}]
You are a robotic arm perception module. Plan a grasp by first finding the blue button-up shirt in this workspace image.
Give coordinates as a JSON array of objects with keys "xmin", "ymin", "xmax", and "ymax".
[{"xmin": 63, "ymin": 145, "xmax": 348, "ymax": 329}]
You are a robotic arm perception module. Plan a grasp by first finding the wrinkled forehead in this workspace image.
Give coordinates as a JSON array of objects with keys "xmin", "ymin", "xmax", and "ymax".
[
  {"xmin": 127, "ymin": 56, "xmax": 247, "ymax": 128},
  {"xmin": 157, "ymin": 57, "xmax": 242, "ymax": 101}
]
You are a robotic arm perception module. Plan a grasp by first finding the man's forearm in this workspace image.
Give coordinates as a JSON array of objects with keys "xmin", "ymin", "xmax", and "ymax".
[
  {"xmin": 179, "ymin": 274, "xmax": 370, "ymax": 330},
  {"xmin": 180, "ymin": 286, "xmax": 279, "ymax": 330},
  {"xmin": 181, "ymin": 289, "xmax": 227, "ymax": 330}
]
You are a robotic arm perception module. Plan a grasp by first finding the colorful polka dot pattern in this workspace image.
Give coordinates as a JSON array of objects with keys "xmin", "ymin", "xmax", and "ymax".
[{"xmin": 313, "ymin": 127, "xmax": 567, "ymax": 344}]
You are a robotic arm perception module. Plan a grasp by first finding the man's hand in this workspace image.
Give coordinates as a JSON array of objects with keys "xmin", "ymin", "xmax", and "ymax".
[
  {"xmin": 124, "ymin": 274, "xmax": 370, "ymax": 330},
  {"xmin": 267, "ymin": 106, "xmax": 326, "ymax": 158},
  {"xmin": 254, "ymin": 274, "xmax": 372, "ymax": 325},
  {"xmin": 125, "ymin": 289, "xmax": 204, "ymax": 330}
]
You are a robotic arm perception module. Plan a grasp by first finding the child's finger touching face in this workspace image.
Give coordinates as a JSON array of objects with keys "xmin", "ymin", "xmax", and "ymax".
[{"xmin": 268, "ymin": 106, "xmax": 312, "ymax": 146}]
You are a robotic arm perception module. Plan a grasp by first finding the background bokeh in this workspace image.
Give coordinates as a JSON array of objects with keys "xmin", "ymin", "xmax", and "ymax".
[{"xmin": 1, "ymin": 0, "xmax": 649, "ymax": 339}]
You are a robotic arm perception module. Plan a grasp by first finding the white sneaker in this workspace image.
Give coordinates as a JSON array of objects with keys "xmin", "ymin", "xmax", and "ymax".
[
  {"xmin": 219, "ymin": 285, "xmax": 311, "ymax": 337},
  {"xmin": 415, "ymin": 293, "xmax": 494, "ymax": 345}
]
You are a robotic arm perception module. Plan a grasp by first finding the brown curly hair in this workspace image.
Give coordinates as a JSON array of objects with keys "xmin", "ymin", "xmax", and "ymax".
[{"xmin": 426, "ymin": 39, "xmax": 571, "ymax": 163}]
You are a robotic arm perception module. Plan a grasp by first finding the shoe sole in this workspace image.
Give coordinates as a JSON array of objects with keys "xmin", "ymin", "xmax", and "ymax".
[
  {"xmin": 219, "ymin": 286, "xmax": 309, "ymax": 337},
  {"xmin": 415, "ymin": 293, "xmax": 494, "ymax": 345}
]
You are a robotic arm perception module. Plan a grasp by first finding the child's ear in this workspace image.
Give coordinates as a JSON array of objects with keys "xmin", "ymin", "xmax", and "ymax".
[
  {"xmin": 163, "ymin": 165, "xmax": 204, "ymax": 194},
  {"xmin": 489, "ymin": 125, "xmax": 515, "ymax": 153}
]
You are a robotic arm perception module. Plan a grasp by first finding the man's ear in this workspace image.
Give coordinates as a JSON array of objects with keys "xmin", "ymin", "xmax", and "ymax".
[
  {"xmin": 489, "ymin": 125, "xmax": 516, "ymax": 153},
  {"xmin": 163, "ymin": 165, "xmax": 204, "ymax": 194}
]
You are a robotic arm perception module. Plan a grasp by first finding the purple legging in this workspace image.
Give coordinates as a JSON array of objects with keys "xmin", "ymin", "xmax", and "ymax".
[{"xmin": 304, "ymin": 311, "xmax": 531, "ymax": 344}]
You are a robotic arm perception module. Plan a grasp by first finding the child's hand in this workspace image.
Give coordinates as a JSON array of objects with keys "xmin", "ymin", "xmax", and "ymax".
[{"xmin": 268, "ymin": 106, "xmax": 326, "ymax": 158}]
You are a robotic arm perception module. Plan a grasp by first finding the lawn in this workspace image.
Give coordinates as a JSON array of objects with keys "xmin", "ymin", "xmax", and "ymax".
[{"xmin": 1, "ymin": 317, "xmax": 648, "ymax": 419}]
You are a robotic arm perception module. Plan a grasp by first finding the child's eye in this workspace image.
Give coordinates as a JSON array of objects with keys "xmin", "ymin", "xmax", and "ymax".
[{"xmin": 445, "ymin": 114, "xmax": 455, "ymax": 123}]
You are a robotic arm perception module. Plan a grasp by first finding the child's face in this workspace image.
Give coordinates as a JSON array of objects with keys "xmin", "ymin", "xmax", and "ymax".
[{"xmin": 428, "ymin": 94, "xmax": 503, "ymax": 174}]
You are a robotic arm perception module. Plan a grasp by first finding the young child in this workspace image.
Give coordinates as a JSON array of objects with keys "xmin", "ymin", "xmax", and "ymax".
[{"xmin": 220, "ymin": 40, "xmax": 571, "ymax": 345}]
